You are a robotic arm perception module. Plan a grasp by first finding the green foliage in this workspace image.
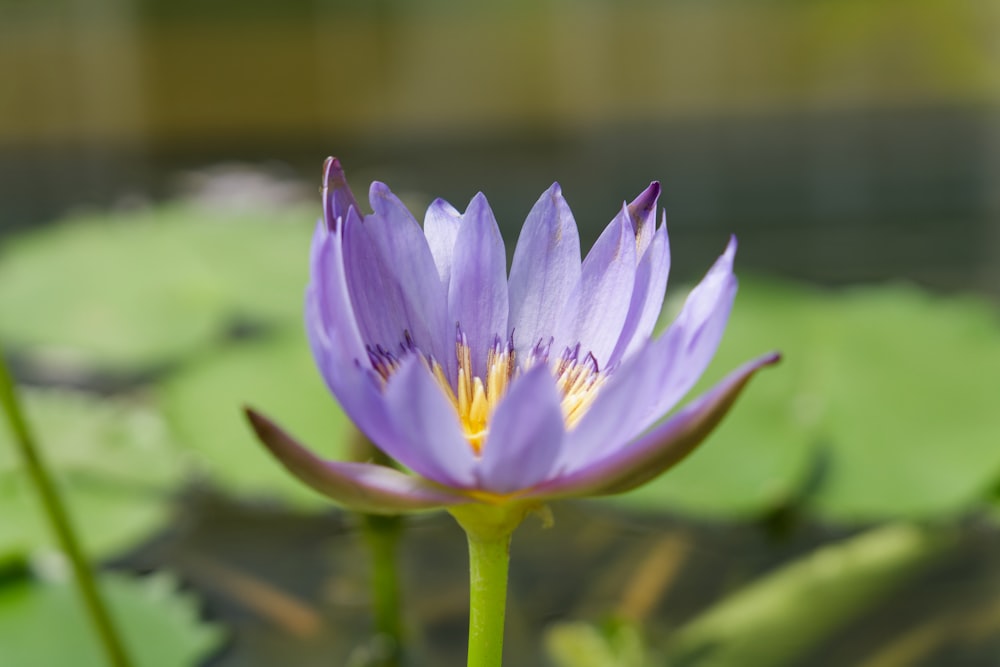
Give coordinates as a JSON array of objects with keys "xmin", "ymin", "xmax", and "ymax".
[
  {"xmin": 664, "ymin": 523, "xmax": 953, "ymax": 666},
  {"xmin": 617, "ymin": 280, "xmax": 1000, "ymax": 521},
  {"xmin": 0, "ymin": 203, "xmax": 314, "ymax": 370},
  {"xmin": 159, "ymin": 333, "xmax": 353, "ymax": 506},
  {"xmin": 0, "ymin": 572, "xmax": 222, "ymax": 667},
  {"xmin": 0, "ymin": 390, "xmax": 185, "ymax": 558},
  {"xmin": 545, "ymin": 619, "xmax": 649, "ymax": 667}
]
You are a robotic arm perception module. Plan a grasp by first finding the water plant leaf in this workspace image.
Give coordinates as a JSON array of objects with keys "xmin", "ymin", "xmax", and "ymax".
[
  {"xmin": 0, "ymin": 203, "xmax": 314, "ymax": 370},
  {"xmin": 0, "ymin": 390, "xmax": 185, "ymax": 558},
  {"xmin": 0, "ymin": 572, "xmax": 222, "ymax": 667},
  {"xmin": 663, "ymin": 523, "xmax": 953, "ymax": 667},
  {"xmin": 615, "ymin": 280, "xmax": 1000, "ymax": 521},
  {"xmin": 159, "ymin": 334, "xmax": 353, "ymax": 506}
]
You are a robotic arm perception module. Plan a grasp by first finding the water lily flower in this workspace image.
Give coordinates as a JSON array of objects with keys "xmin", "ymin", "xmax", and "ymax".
[{"xmin": 246, "ymin": 158, "xmax": 779, "ymax": 522}]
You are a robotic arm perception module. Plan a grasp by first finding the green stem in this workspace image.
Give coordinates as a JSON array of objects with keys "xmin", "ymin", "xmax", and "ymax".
[
  {"xmin": 361, "ymin": 513, "xmax": 404, "ymax": 665},
  {"xmin": 0, "ymin": 350, "xmax": 133, "ymax": 667},
  {"xmin": 465, "ymin": 531, "xmax": 512, "ymax": 667}
]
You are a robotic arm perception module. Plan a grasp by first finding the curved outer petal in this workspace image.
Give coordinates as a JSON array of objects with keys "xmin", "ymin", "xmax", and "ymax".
[
  {"xmin": 350, "ymin": 182, "xmax": 452, "ymax": 374},
  {"xmin": 507, "ymin": 183, "xmax": 581, "ymax": 358},
  {"xmin": 477, "ymin": 364, "xmax": 566, "ymax": 494},
  {"xmin": 608, "ymin": 219, "xmax": 670, "ymax": 366},
  {"xmin": 245, "ymin": 409, "xmax": 470, "ymax": 513},
  {"xmin": 379, "ymin": 355, "xmax": 479, "ymax": 487},
  {"xmin": 525, "ymin": 352, "xmax": 781, "ymax": 499},
  {"xmin": 307, "ymin": 218, "xmax": 366, "ymax": 366},
  {"xmin": 644, "ymin": 235, "xmax": 739, "ymax": 419},
  {"xmin": 322, "ymin": 157, "xmax": 362, "ymax": 230},
  {"xmin": 448, "ymin": 193, "xmax": 509, "ymax": 377},
  {"xmin": 554, "ymin": 202, "xmax": 637, "ymax": 367},
  {"xmin": 559, "ymin": 235, "xmax": 739, "ymax": 467},
  {"xmin": 424, "ymin": 198, "xmax": 462, "ymax": 288}
]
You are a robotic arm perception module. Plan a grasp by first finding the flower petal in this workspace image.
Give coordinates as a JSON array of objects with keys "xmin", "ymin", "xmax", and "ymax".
[
  {"xmin": 477, "ymin": 364, "xmax": 565, "ymax": 494},
  {"xmin": 626, "ymin": 181, "xmax": 660, "ymax": 257},
  {"xmin": 527, "ymin": 352, "xmax": 781, "ymax": 499},
  {"xmin": 424, "ymin": 198, "xmax": 462, "ymax": 288},
  {"xmin": 380, "ymin": 355, "xmax": 478, "ymax": 487},
  {"xmin": 245, "ymin": 408, "xmax": 469, "ymax": 513},
  {"xmin": 508, "ymin": 183, "xmax": 581, "ymax": 358},
  {"xmin": 645, "ymin": 234, "xmax": 738, "ymax": 418},
  {"xmin": 322, "ymin": 157, "xmax": 362, "ymax": 230},
  {"xmin": 554, "ymin": 201, "xmax": 637, "ymax": 367},
  {"xmin": 558, "ymin": 235, "xmax": 738, "ymax": 467},
  {"xmin": 608, "ymin": 219, "xmax": 670, "ymax": 366},
  {"xmin": 307, "ymin": 218, "xmax": 366, "ymax": 366},
  {"xmin": 448, "ymin": 192, "xmax": 509, "ymax": 377}
]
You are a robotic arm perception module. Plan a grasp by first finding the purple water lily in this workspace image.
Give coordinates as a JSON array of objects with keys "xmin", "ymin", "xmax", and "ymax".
[{"xmin": 246, "ymin": 158, "xmax": 779, "ymax": 515}]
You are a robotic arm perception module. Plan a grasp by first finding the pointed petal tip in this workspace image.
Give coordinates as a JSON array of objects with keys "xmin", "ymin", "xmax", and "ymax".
[{"xmin": 725, "ymin": 234, "xmax": 738, "ymax": 258}]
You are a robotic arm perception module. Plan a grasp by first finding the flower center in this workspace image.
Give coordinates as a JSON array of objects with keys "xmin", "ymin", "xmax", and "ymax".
[
  {"xmin": 433, "ymin": 335, "xmax": 606, "ymax": 455},
  {"xmin": 367, "ymin": 331, "xmax": 607, "ymax": 455}
]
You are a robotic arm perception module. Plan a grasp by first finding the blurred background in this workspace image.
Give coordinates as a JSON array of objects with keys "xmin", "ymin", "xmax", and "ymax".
[{"xmin": 1, "ymin": 1, "xmax": 1000, "ymax": 666}]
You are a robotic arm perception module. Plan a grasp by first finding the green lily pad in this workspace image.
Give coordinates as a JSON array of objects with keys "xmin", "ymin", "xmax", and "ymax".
[
  {"xmin": 0, "ymin": 203, "xmax": 315, "ymax": 370},
  {"xmin": 615, "ymin": 280, "xmax": 1000, "ymax": 521},
  {"xmin": 0, "ymin": 572, "xmax": 222, "ymax": 667},
  {"xmin": 0, "ymin": 390, "xmax": 185, "ymax": 558},
  {"xmin": 159, "ymin": 333, "xmax": 353, "ymax": 507}
]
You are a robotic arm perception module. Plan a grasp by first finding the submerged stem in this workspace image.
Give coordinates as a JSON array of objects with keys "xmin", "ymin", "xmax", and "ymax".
[
  {"xmin": 465, "ymin": 531, "xmax": 512, "ymax": 667},
  {"xmin": 0, "ymin": 350, "xmax": 133, "ymax": 667}
]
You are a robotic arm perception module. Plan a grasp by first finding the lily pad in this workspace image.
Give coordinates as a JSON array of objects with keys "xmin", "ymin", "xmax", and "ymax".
[
  {"xmin": 0, "ymin": 203, "xmax": 315, "ymax": 371},
  {"xmin": 0, "ymin": 572, "xmax": 222, "ymax": 667},
  {"xmin": 0, "ymin": 390, "xmax": 186, "ymax": 558},
  {"xmin": 159, "ymin": 333, "xmax": 353, "ymax": 507},
  {"xmin": 615, "ymin": 280, "xmax": 1000, "ymax": 521}
]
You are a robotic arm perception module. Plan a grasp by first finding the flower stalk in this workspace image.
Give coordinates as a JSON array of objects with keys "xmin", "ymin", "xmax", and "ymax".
[
  {"xmin": 465, "ymin": 530, "xmax": 512, "ymax": 667},
  {"xmin": 0, "ymin": 349, "xmax": 133, "ymax": 667}
]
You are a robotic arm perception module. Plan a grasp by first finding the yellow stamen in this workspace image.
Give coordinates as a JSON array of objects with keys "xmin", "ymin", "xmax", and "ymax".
[{"xmin": 419, "ymin": 336, "xmax": 607, "ymax": 454}]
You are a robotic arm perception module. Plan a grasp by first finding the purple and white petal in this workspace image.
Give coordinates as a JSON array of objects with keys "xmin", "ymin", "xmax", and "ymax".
[
  {"xmin": 308, "ymin": 219, "xmax": 367, "ymax": 363},
  {"xmin": 508, "ymin": 183, "xmax": 581, "ymax": 358},
  {"xmin": 526, "ymin": 352, "xmax": 781, "ymax": 499},
  {"xmin": 362, "ymin": 182, "xmax": 452, "ymax": 372},
  {"xmin": 448, "ymin": 193, "xmax": 509, "ymax": 377},
  {"xmin": 554, "ymin": 202, "xmax": 636, "ymax": 367},
  {"xmin": 626, "ymin": 182, "xmax": 660, "ymax": 258},
  {"xmin": 477, "ymin": 364, "xmax": 565, "ymax": 494},
  {"xmin": 424, "ymin": 198, "xmax": 463, "ymax": 288},
  {"xmin": 380, "ymin": 355, "xmax": 479, "ymax": 488},
  {"xmin": 608, "ymin": 220, "xmax": 670, "ymax": 366},
  {"xmin": 644, "ymin": 235, "xmax": 738, "ymax": 418},
  {"xmin": 558, "ymin": 236, "xmax": 738, "ymax": 467},
  {"xmin": 245, "ymin": 409, "xmax": 469, "ymax": 513},
  {"xmin": 322, "ymin": 157, "xmax": 362, "ymax": 230}
]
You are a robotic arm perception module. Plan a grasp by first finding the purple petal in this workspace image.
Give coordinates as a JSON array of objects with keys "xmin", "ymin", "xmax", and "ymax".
[
  {"xmin": 527, "ymin": 352, "xmax": 781, "ymax": 498},
  {"xmin": 554, "ymin": 202, "xmax": 637, "ymax": 367},
  {"xmin": 245, "ymin": 409, "xmax": 469, "ymax": 513},
  {"xmin": 558, "ymin": 235, "xmax": 738, "ymax": 466},
  {"xmin": 608, "ymin": 220, "xmax": 670, "ymax": 366},
  {"xmin": 350, "ymin": 182, "xmax": 452, "ymax": 371},
  {"xmin": 308, "ymin": 219, "xmax": 366, "ymax": 362},
  {"xmin": 380, "ymin": 355, "xmax": 478, "ymax": 488},
  {"xmin": 448, "ymin": 192, "xmax": 509, "ymax": 377},
  {"xmin": 424, "ymin": 198, "xmax": 462, "ymax": 288},
  {"xmin": 626, "ymin": 181, "xmax": 660, "ymax": 258},
  {"xmin": 645, "ymin": 235, "xmax": 738, "ymax": 419},
  {"xmin": 341, "ymin": 207, "xmax": 412, "ymax": 351},
  {"xmin": 322, "ymin": 157, "xmax": 362, "ymax": 230},
  {"xmin": 508, "ymin": 183, "xmax": 581, "ymax": 358},
  {"xmin": 477, "ymin": 364, "xmax": 566, "ymax": 494},
  {"xmin": 556, "ymin": 332, "xmax": 676, "ymax": 471}
]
